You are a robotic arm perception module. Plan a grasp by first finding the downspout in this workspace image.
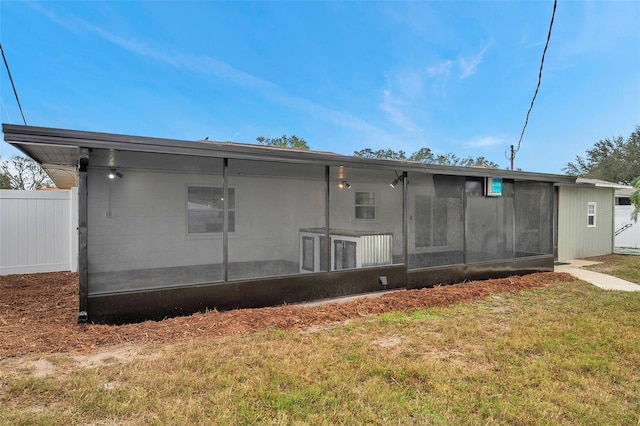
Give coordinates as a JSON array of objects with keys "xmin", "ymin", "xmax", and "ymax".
[{"xmin": 77, "ymin": 148, "xmax": 89, "ymax": 323}]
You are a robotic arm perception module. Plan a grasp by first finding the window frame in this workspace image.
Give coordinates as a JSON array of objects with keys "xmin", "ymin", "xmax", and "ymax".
[
  {"xmin": 355, "ymin": 191, "xmax": 376, "ymax": 220},
  {"xmin": 186, "ymin": 184, "xmax": 235, "ymax": 235},
  {"xmin": 587, "ymin": 201, "xmax": 596, "ymax": 228}
]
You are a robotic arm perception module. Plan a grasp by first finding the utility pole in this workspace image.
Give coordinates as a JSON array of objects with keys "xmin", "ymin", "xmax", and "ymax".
[{"xmin": 509, "ymin": 145, "xmax": 514, "ymax": 170}]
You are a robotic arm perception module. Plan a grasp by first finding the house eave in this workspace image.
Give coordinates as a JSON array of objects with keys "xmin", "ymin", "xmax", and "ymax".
[{"xmin": 3, "ymin": 123, "xmax": 576, "ymax": 185}]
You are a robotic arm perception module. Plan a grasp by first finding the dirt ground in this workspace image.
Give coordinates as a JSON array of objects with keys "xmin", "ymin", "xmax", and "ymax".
[{"xmin": 0, "ymin": 271, "xmax": 574, "ymax": 358}]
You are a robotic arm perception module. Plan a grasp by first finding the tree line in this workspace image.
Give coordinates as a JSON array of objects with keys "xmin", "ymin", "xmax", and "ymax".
[
  {"xmin": 352, "ymin": 147, "xmax": 499, "ymax": 168},
  {"xmin": 255, "ymin": 134, "xmax": 499, "ymax": 167},
  {"xmin": 564, "ymin": 126, "xmax": 640, "ymax": 185},
  {"xmin": 3, "ymin": 130, "xmax": 639, "ymax": 223}
]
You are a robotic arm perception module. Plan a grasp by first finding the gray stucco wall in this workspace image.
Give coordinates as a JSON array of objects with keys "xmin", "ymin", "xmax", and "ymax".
[{"xmin": 86, "ymin": 167, "xmax": 327, "ymax": 274}]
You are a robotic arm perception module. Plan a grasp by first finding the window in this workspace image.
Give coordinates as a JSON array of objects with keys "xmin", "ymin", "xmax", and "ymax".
[
  {"xmin": 301, "ymin": 236, "xmax": 314, "ymax": 271},
  {"xmin": 587, "ymin": 202, "xmax": 596, "ymax": 227},
  {"xmin": 355, "ymin": 191, "xmax": 375, "ymax": 219},
  {"xmin": 334, "ymin": 239, "xmax": 357, "ymax": 270},
  {"xmin": 187, "ymin": 186, "xmax": 235, "ymax": 234},
  {"xmin": 415, "ymin": 195, "xmax": 448, "ymax": 247}
]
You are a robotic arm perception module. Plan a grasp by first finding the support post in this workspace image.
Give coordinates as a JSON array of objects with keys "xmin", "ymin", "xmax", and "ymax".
[
  {"xmin": 77, "ymin": 148, "xmax": 89, "ymax": 323},
  {"xmin": 402, "ymin": 172, "xmax": 408, "ymax": 284},
  {"xmin": 512, "ymin": 185, "xmax": 517, "ymax": 259},
  {"xmin": 324, "ymin": 165, "xmax": 331, "ymax": 272},
  {"xmin": 462, "ymin": 181, "xmax": 468, "ymax": 265},
  {"xmin": 223, "ymin": 158, "xmax": 229, "ymax": 282}
]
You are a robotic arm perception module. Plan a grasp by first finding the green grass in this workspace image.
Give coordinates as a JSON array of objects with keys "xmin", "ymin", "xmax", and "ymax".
[
  {"xmin": 586, "ymin": 254, "xmax": 640, "ymax": 284},
  {"xmin": 2, "ymin": 279, "xmax": 640, "ymax": 425}
]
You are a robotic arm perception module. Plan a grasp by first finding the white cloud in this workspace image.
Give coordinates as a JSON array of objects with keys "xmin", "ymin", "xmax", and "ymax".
[
  {"xmin": 427, "ymin": 60, "xmax": 453, "ymax": 77},
  {"xmin": 380, "ymin": 90, "xmax": 416, "ymax": 132},
  {"xmin": 458, "ymin": 41, "xmax": 492, "ymax": 79},
  {"xmin": 26, "ymin": 2, "xmax": 85, "ymax": 35},
  {"xmin": 426, "ymin": 39, "xmax": 492, "ymax": 91},
  {"xmin": 558, "ymin": 1, "xmax": 639, "ymax": 59},
  {"xmin": 425, "ymin": 60, "xmax": 453, "ymax": 96},
  {"xmin": 393, "ymin": 69, "xmax": 425, "ymax": 99},
  {"xmin": 29, "ymin": 2, "xmax": 394, "ymax": 145},
  {"xmin": 465, "ymin": 136, "xmax": 504, "ymax": 148}
]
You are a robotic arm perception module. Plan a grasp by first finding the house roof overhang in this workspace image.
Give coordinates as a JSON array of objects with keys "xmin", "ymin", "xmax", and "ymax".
[{"xmin": 3, "ymin": 124, "xmax": 577, "ymax": 189}]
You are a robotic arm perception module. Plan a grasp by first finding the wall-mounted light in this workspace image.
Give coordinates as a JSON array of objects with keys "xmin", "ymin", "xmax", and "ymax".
[
  {"xmin": 390, "ymin": 172, "xmax": 407, "ymax": 188},
  {"xmin": 339, "ymin": 180, "xmax": 351, "ymax": 189},
  {"xmin": 108, "ymin": 168, "xmax": 123, "ymax": 179},
  {"xmin": 106, "ymin": 168, "xmax": 122, "ymax": 217}
]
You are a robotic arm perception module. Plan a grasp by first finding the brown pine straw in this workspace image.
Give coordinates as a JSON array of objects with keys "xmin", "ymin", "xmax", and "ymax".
[{"xmin": 1, "ymin": 271, "xmax": 575, "ymax": 357}]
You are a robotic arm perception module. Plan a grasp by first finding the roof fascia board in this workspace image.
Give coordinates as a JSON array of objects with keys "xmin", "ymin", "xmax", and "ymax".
[
  {"xmin": 554, "ymin": 182, "xmax": 613, "ymax": 189},
  {"xmin": 5, "ymin": 125, "xmax": 404, "ymax": 170},
  {"xmin": 3, "ymin": 124, "xmax": 576, "ymax": 184}
]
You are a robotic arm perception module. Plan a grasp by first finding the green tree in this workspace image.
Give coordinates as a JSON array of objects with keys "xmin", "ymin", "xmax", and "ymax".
[
  {"xmin": 408, "ymin": 147, "xmax": 434, "ymax": 163},
  {"xmin": 353, "ymin": 148, "xmax": 407, "ymax": 160},
  {"xmin": 564, "ymin": 126, "xmax": 640, "ymax": 185},
  {"xmin": 0, "ymin": 169, "xmax": 10, "ymax": 189},
  {"xmin": 456, "ymin": 155, "xmax": 500, "ymax": 168},
  {"xmin": 0, "ymin": 155, "xmax": 54, "ymax": 190},
  {"xmin": 631, "ymin": 176, "xmax": 640, "ymax": 222},
  {"xmin": 256, "ymin": 134, "xmax": 309, "ymax": 150},
  {"xmin": 354, "ymin": 147, "xmax": 499, "ymax": 168}
]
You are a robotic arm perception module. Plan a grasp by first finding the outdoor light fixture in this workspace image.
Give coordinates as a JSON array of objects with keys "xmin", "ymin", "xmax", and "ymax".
[
  {"xmin": 108, "ymin": 168, "xmax": 123, "ymax": 179},
  {"xmin": 390, "ymin": 172, "xmax": 407, "ymax": 188},
  {"xmin": 339, "ymin": 180, "xmax": 351, "ymax": 189}
]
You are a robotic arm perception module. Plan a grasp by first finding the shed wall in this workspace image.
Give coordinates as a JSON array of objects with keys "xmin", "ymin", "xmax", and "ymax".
[{"xmin": 557, "ymin": 186, "xmax": 614, "ymax": 260}]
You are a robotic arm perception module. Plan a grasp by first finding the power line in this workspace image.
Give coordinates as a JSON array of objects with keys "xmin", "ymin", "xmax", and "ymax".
[
  {"xmin": 0, "ymin": 43, "xmax": 27, "ymax": 125},
  {"xmin": 0, "ymin": 96, "xmax": 13, "ymax": 122},
  {"xmin": 511, "ymin": 0, "xmax": 557, "ymax": 169}
]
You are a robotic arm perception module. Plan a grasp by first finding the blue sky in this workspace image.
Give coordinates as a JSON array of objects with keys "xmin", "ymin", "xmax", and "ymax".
[{"xmin": 1, "ymin": 1, "xmax": 638, "ymax": 174}]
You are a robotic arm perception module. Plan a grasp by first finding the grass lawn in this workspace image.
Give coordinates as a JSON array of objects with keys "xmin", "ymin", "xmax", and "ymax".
[
  {"xmin": 2, "ymin": 277, "xmax": 640, "ymax": 425},
  {"xmin": 585, "ymin": 254, "xmax": 640, "ymax": 284}
]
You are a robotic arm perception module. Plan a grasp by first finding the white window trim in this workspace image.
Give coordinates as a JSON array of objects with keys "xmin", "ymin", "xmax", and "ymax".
[
  {"xmin": 355, "ymin": 190, "xmax": 376, "ymax": 220},
  {"xmin": 587, "ymin": 201, "xmax": 596, "ymax": 228},
  {"xmin": 186, "ymin": 184, "xmax": 235, "ymax": 235}
]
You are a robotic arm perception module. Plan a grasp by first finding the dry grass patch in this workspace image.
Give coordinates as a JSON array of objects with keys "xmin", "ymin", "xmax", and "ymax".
[
  {"xmin": 584, "ymin": 253, "xmax": 640, "ymax": 284},
  {"xmin": 2, "ymin": 278, "xmax": 640, "ymax": 425},
  {"xmin": 1, "ymin": 271, "xmax": 566, "ymax": 357}
]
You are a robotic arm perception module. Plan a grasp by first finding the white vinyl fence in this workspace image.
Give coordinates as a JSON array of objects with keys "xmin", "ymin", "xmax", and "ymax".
[
  {"xmin": 615, "ymin": 205, "xmax": 640, "ymax": 249},
  {"xmin": 0, "ymin": 189, "xmax": 78, "ymax": 275}
]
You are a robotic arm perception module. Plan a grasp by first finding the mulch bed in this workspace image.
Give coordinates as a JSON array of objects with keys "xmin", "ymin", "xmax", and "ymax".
[{"xmin": 0, "ymin": 271, "xmax": 574, "ymax": 357}]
